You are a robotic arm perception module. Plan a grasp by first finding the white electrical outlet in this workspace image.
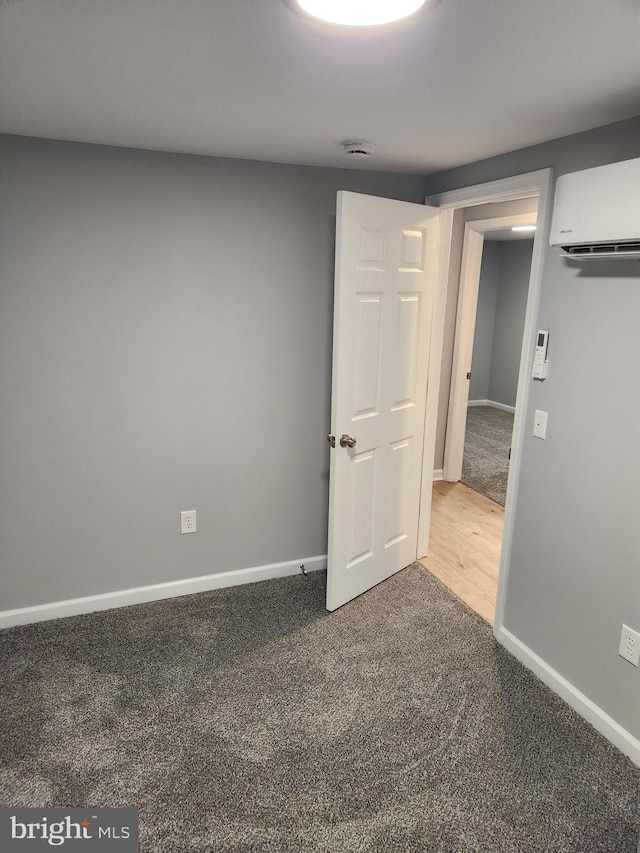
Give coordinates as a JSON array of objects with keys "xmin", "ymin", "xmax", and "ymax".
[
  {"xmin": 180, "ymin": 510, "xmax": 197, "ymax": 534},
  {"xmin": 618, "ymin": 624, "xmax": 640, "ymax": 667}
]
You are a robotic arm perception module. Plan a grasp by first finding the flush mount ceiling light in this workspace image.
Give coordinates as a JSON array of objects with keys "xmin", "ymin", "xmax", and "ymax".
[
  {"xmin": 293, "ymin": 0, "xmax": 429, "ymax": 27},
  {"xmin": 512, "ymin": 225, "xmax": 537, "ymax": 232}
]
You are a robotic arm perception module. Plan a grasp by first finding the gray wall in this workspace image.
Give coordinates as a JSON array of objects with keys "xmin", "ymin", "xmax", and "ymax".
[
  {"xmin": 488, "ymin": 240, "xmax": 534, "ymax": 407},
  {"xmin": 425, "ymin": 115, "xmax": 640, "ymax": 742},
  {"xmin": 0, "ymin": 134, "xmax": 427, "ymax": 610},
  {"xmin": 469, "ymin": 242, "xmax": 500, "ymax": 401}
]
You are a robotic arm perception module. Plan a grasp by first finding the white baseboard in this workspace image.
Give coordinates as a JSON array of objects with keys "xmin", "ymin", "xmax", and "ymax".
[
  {"xmin": 433, "ymin": 468, "xmax": 443, "ymax": 481},
  {"xmin": 496, "ymin": 626, "xmax": 640, "ymax": 768},
  {"xmin": 468, "ymin": 399, "xmax": 516, "ymax": 414},
  {"xmin": 0, "ymin": 555, "xmax": 328, "ymax": 630},
  {"xmin": 488, "ymin": 400, "xmax": 516, "ymax": 414}
]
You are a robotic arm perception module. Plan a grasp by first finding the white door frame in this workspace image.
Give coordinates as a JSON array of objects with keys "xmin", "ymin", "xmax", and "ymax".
[
  {"xmin": 443, "ymin": 211, "xmax": 538, "ymax": 483},
  {"xmin": 416, "ymin": 169, "xmax": 554, "ymax": 635}
]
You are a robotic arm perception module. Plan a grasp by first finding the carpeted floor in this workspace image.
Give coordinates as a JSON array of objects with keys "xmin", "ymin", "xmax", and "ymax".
[
  {"xmin": 1, "ymin": 566, "xmax": 639, "ymax": 852},
  {"xmin": 462, "ymin": 405, "xmax": 514, "ymax": 506}
]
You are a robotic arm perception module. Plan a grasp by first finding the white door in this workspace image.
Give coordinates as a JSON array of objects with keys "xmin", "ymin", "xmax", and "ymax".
[{"xmin": 326, "ymin": 191, "xmax": 440, "ymax": 611}]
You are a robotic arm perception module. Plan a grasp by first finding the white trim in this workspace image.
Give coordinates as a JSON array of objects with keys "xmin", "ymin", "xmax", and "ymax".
[
  {"xmin": 468, "ymin": 399, "xmax": 516, "ymax": 414},
  {"xmin": 443, "ymin": 213, "xmax": 536, "ymax": 483},
  {"xmin": 0, "ymin": 555, "xmax": 327, "ymax": 629},
  {"xmin": 443, "ymin": 225, "xmax": 484, "ymax": 481},
  {"xmin": 417, "ymin": 207, "xmax": 454, "ymax": 558},
  {"xmin": 432, "ymin": 468, "xmax": 443, "ymax": 481},
  {"xmin": 488, "ymin": 400, "xmax": 515, "ymax": 414},
  {"xmin": 427, "ymin": 169, "xmax": 552, "ymax": 209},
  {"xmin": 497, "ymin": 627, "xmax": 640, "ymax": 768}
]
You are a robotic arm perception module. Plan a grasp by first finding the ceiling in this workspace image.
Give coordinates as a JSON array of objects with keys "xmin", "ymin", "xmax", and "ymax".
[{"xmin": 1, "ymin": 0, "xmax": 639, "ymax": 174}]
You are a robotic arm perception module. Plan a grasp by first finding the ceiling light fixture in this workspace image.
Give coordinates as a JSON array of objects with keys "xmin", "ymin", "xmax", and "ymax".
[
  {"xmin": 512, "ymin": 225, "xmax": 537, "ymax": 232},
  {"xmin": 294, "ymin": 0, "xmax": 428, "ymax": 27}
]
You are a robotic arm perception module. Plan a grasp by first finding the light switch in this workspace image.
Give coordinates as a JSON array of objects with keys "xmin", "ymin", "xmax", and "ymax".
[{"xmin": 533, "ymin": 410, "xmax": 548, "ymax": 439}]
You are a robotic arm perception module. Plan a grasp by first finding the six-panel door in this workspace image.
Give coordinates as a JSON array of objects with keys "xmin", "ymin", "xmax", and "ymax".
[{"xmin": 326, "ymin": 191, "xmax": 440, "ymax": 611}]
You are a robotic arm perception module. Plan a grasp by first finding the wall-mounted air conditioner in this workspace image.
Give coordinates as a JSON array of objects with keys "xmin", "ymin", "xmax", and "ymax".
[{"xmin": 550, "ymin": 157, "xmax": 640, "ymax": 260}]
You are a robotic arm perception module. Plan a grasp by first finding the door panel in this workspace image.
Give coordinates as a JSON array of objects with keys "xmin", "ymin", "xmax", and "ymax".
[
  {"xmin": 384, "ymin": 437, "xmax": 411, "ymax": 547},
  {"xmin": 391, "ymin": 293, "xmax": 421, "ymax": 407},
  {"xmin": 352, "ymin": 295, "xmax": 382, "ymax": 419},
  {"xmin": 326, "ymin": 191, "xmax": 440, "ymax": 611},
  {"xmin": 347, "ymin": 449, "xmax": 376, "ymax": 569}
]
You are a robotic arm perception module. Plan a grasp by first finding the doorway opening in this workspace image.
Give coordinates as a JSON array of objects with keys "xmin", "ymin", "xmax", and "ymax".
[
  {"xmin": 462, "ymin": 225, "xmax": 536, "ymax": 506},
  {"xmin": 424, "ymin": 213, "xmax": 537, "ymax": 622},
  {"xmin": 416, "ymin": 170, "xmax": 553, "ymax": 632}
]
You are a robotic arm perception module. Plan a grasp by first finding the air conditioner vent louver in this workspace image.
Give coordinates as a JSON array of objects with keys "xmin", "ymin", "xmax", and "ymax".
[{"xmin": 561, "ymin": 241, "xmax": 640, "ymax": 261}]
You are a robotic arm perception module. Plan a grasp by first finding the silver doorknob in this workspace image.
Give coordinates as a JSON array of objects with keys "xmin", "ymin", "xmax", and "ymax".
[{"xmin": 340, "ymin": 434, "xmax": 357, "ymax": 448}]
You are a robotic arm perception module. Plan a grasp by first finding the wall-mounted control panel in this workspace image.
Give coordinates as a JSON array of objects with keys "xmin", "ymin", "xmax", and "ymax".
[{"xmin": 532, "ymin": 330, "xmax": 549, "ymax": 380}]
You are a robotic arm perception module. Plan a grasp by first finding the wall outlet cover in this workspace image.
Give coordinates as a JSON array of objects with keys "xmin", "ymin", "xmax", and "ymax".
[
  {"xmin": 180, "ymin": 510, "xmax": 197, "ymax": 534},
  {"xmin": 618, "ymin": 624, "xmax": 640, "ymax": 667}
]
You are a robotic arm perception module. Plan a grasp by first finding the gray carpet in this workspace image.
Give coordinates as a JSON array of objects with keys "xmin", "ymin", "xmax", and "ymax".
[
  {"xmin": 462, "ymin": 406, "xmax": 514, "ymax": 506},
  {"xmin": 1, "ymin": 565, "xmax": 639, "ymax": 852}
]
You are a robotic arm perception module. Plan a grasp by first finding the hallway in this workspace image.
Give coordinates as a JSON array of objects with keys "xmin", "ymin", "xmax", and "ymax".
[{"xmin": 420, "ymin": 480, "xmax": 503, "ymax": 624}]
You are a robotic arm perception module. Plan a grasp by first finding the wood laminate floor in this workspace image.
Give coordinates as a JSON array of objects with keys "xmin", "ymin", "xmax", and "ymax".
[{"xmin": 419, "ymin": 480, "xmax": 504, "ymax": 624}]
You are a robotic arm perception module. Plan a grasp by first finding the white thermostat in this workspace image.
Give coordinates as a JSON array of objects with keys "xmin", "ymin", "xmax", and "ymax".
[{"xmin": 532, "ymin": 330, "xmax": 549, "ymax": 380}]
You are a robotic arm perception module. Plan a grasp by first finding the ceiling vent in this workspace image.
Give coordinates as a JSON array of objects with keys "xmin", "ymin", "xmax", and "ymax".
[{"xmin": 343, "ymin": 140, "xmax": 376, "ymax": 159}]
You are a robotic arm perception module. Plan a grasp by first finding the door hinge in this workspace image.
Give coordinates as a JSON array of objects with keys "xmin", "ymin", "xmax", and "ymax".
[{"xmin": 327, "ymin": 433, "xmax": 336, "ymax": 448}]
